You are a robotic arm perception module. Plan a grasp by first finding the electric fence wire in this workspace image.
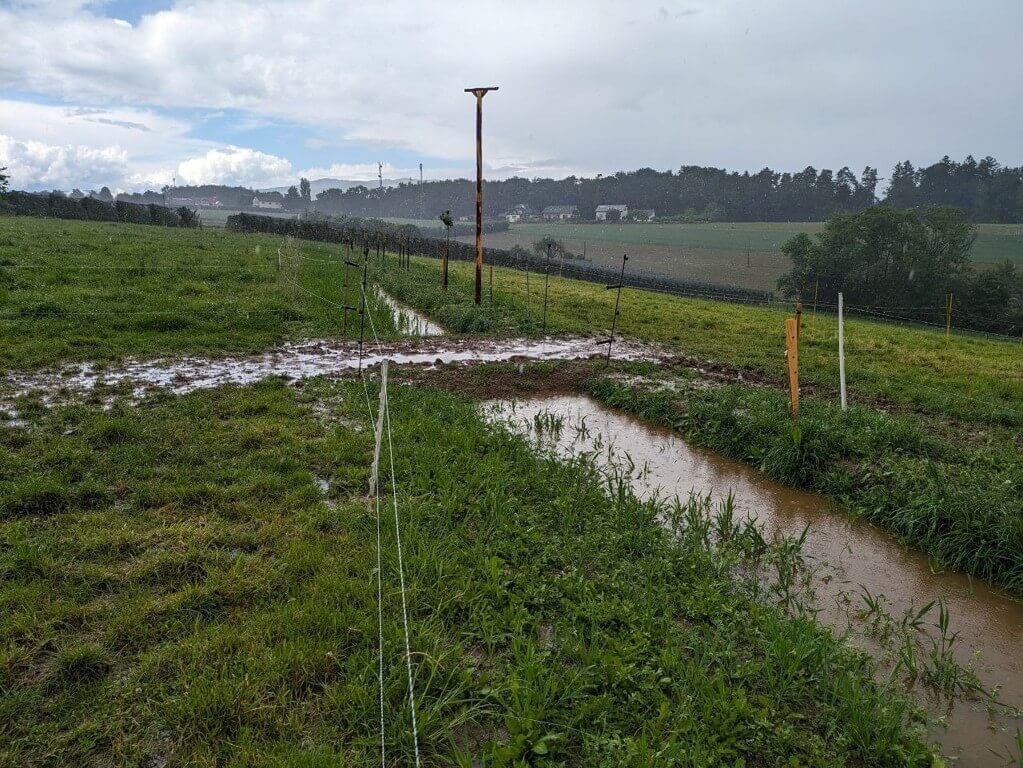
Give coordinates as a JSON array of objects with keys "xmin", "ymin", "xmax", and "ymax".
[{"xmin": 358, "ymin": 277, "xmax": 422, "ymax": 768}]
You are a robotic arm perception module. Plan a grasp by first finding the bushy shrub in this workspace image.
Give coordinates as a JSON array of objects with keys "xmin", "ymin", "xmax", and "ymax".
[{"xmin": 0, "ymin": 191, "xmax": 199, "ymax": 228}]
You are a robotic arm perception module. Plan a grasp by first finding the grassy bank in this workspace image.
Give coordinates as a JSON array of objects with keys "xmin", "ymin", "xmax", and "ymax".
[
  {"xmin": 376, "ymin": 256, "xmax": 1023, "ymax": 429},
  {"xmin": 0, "ymin": 216, "xmax": 399, "ymax": 370},
  {"xmin": 0, "ymin": 379, "xmax": 937, "ymax": 765}
]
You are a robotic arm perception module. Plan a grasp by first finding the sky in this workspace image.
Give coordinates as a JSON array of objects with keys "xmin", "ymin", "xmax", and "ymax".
[{"xmin": 1, "ymin": 0, "xmax": 1021, "ymax": 193}]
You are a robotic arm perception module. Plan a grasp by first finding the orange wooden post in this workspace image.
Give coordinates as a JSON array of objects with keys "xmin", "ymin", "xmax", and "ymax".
[{"xmin": 785, "ymin": 317, "xmax": 799, "ymax": 420}]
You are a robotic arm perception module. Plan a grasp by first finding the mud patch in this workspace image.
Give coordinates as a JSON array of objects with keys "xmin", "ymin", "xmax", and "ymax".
[{"xmin": 2, "ymin": 336, "xmax": 668, "ymax": 407}]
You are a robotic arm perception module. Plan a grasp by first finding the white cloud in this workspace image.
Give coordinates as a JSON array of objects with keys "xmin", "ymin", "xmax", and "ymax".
[
  {"xmin": 0, "ymin": 99, "xmax": 213, "ymax": 190},
  {"xmin": 0, "ymin": 0, "xmax": 1021, "ymax": 188},
  {"xmin": 175, "ymin": 146, "xmax": 292, "ymax": 186},
  {"xmin": 0, "ymin": 134, "xmax": 128, "ymax": 190}
]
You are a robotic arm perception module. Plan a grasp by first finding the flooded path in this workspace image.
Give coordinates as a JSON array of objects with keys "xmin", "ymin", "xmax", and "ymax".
[
  {"xmin": 484, "ymin": 395, "xmax": 1023, "ymax": 766},
  {"xmin": 2, "ymin": 336, "xmax": 665, "ymax": 402},
  {"xmin": 375, "ymin": 287, "xmax": 445, "ymax": 336}
]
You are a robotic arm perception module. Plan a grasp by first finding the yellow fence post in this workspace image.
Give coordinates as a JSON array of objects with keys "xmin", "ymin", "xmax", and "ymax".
[{"xmin": 785, "ymin": 317, "xmax": 799, "ymax": 421}]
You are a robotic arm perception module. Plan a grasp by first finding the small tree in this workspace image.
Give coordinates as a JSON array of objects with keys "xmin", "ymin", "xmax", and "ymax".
[
  {"xmin": 0, "ymin": 166, "xmax": 8, "ymax": 193},
  {"xmin": 285, "ymin": 185, "xmax": 302, "ymax": 211},
  {"xmin": 439, "ymin": 209, "xmax": 453, "ymax": 289},
  {"xmin": 532, "ymin": 236, "xmax": 574, "ymax": 261},
  {"xmin": 299, "ymin": 177, "xmax": 312, "ymax": 206}
]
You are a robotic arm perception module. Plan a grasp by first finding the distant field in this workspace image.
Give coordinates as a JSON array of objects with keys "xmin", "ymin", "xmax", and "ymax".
[
  {"xmin": 453, "ymin": 221, "xmax": 1023, "ymax": 292},
  {"xmin": 199, "ymin": 208, "xmax": 298, "ymax": 227}
]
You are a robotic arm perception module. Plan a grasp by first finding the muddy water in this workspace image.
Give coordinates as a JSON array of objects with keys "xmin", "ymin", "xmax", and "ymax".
[
  {"xmin": 2, "ymin": 336, "xmax": 664, "ymax": 403},
  {"xmin": 484, "ymin": 395, "xmax": 1023, "ymax": 766},
  {"xmin": 375, "ymin": 287, "xmax": 444, "ymax": 336}
]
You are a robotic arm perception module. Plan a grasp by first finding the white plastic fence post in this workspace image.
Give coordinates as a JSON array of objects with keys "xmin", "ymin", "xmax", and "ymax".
[{"xmin": 838, "ymin": 292, "xmax": 847, "ymax": 411}]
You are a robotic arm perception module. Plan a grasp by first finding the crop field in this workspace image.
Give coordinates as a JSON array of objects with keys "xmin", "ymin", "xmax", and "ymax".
[
  {"xmin": 198, "ymin": 208, "xmax": 298, "ymax": 227},
  {"xmin": 3, "ymin": 215, "xmax": 1021, "ymax": 765},
  {"xmin": 454, "ymin": 221, "xmax": 1023, "ymax": 292}
]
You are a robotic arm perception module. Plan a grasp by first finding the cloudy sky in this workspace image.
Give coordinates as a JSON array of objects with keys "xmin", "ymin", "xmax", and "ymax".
[{"xmin": 1, "ymin": 0, "xmax": 1020, "ymax": 192}]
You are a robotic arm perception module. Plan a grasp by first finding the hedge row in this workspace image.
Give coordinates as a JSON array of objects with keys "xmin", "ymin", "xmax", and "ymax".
[
  {"xmin": 226, "ymin": 212, "xmax": 773, "ymax": 304},
  {"xmin": 0, "ymin": 192, "xmax": 200, "ymax": 228}
]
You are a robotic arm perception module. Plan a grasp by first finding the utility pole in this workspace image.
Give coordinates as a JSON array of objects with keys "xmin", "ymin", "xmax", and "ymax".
[
  {"xmin": 464, "ymin": 86, "xmax": 498, "ymax": 305},
  {"xmin": 419, "ymin": 162, "xmax": 424, "ymax": 220}
]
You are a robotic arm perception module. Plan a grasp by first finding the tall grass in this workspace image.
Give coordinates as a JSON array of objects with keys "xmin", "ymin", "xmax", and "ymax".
[{"xmin": 0, "ymin": 379, "xmax": 938, "ymax": 765}]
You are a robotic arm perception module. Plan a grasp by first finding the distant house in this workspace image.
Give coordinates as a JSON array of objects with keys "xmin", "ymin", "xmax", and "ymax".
[
  {"xmin": 501, "ymin": 203, "xmax": 534, "ymax": 223},
  {"xmin": 629, "ymin": 208, "xmax": 656, "ymax": 222},
  {"xmin": 169, "ymin": 197, "xmax": 222, "ymax": 208},
  {"xmin": 253, "ymin": 197, "xmax": 284, "ymax": 210},
  {"xmin": 541, "ymin": 205, "xmax": 578, "ymax": 221},
  {"xmin": 595, "ymin": 204, "xmax": 628, "ymax": 221}
]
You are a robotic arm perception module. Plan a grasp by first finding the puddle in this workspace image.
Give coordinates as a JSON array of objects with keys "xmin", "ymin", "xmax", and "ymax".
[
  {"xmin": 314, "ymin": 476, "xmax": 336, "ymax": 508},
  {"xmin": 375, "ymin": 287, "xmax": 444, "ymax": 336},
  {"xmin": 483, "ymin": 395, "xmax": 1023, "ymax": 766},
  {"xmin": 2, "ymin": 336, "xmax": 664, "ymax": 403}
]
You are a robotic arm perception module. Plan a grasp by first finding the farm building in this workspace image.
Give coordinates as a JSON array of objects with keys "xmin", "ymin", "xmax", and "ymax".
[
  {"xmin": 541, "ymin": 205, "xmax": 578, "ymax": 221},
  {"xmin": 595, "ymin": 204, "xmax": 628, "ymax": 221},
  {"xmin": 501, "ymin": 203, "xmax": 534, "ymax": 223},
  {"xmin": 253, "ymin": 197, "xmax": 284, "ymax": 210}
]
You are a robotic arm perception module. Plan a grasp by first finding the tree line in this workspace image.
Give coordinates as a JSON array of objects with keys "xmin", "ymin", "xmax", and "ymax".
[
  {"xmin": 0, "ymin": 191, "xmax": 200, "ymax": 228},
  {"xmin": 778, "ymin": 206, "xmax": 1022, "ymax": 335},
  {"xmin": 43, "ymin": 154, "xmax": 1023, "ymax": 224},
  {"xmin": 310, "ymin": 155, "xmax": 1022, "ymax": 223}
]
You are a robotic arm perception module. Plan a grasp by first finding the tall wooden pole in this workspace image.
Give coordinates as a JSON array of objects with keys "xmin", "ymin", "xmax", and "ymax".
[{"xmin": 465, "ymin": 86, "xmax": 498, "ymax": 305}]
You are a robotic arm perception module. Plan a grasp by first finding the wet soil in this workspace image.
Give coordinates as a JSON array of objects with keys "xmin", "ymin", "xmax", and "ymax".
[{"xmin": 1, "ymin": 336, "xmax": 670, "ymax": 406}]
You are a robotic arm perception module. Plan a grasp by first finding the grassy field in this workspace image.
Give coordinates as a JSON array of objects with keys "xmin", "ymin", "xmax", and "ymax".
[
  {"xmin": 0, "ymin": 377, "xmax": 938, "ymax": 765},
  {"xmin": 380, "ymin": 256, "xmax": 1023, "ymax": 428},
  {"xmin": 0, "ymin": 217, "xmax": 400, "ymax": 370},
  {"xmin": 1, "ymin": 216, "xmax": 1015, "ymax": 763},
  {"xmin": 453, "ymin": 221, "xmax": 1023, "ymax": 292}
]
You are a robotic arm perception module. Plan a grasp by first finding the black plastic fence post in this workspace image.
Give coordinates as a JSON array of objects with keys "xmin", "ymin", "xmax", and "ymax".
[
  {"xmin": 358, "ymin": 246, "xmax": 369, "ymax": 371},
  {"xmin": 342, "ymin": 256, "xmax": 350, "ymax": 335},
  {"xmin": 605, "ymin": 254, "xmax": 628, "ymax": 363}
]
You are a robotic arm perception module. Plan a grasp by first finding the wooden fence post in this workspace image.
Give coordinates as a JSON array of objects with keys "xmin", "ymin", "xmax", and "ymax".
[
  {"xmin": 838, "ymin": 292, "xmax": 847, "ymax": 411},
  {"xmin": 785, "ymin": 317, "xmax": 799, "ymax": 420}
]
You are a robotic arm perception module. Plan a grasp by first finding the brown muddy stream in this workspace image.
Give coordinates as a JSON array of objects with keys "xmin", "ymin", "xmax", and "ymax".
[{"xmin": 484, "ymin": 395, "xmax": 1023, "ymax": 766}]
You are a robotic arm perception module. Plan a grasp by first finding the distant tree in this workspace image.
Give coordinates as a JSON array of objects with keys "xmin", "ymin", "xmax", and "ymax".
[
  {"xmin": 98, "ymin": 186, "xmax": 114, "ymax": 203},
  {"xmin": 70, "ymin": 188, "xmax": 86, "ymax": 200},
  {"xmin": 532, "ymin": 236, "xmax": 575, "ymax": 261},
  {"xmin": 299, "ymin": 177, "xmax": 312, "ymax": 205},
  {"xmin": 285, "ymin": 185, "xmax": 302, "ymax": 210},
  {"xmin": 0, "ymin": 166, "xmax": 8, "ymax": 193},
  {"xmin": 778, "ymin": 205, "xmax": 974, "ymax": 311},
  {"xmin": 964, "ymin": 260, "xmax": 1023, "ymax": 333}
]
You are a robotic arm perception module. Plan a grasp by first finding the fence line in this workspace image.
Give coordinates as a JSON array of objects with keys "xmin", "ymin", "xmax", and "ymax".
[{"xmin": 227, "ymin": 213, "xmax": 1022, "ymax": 339}]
